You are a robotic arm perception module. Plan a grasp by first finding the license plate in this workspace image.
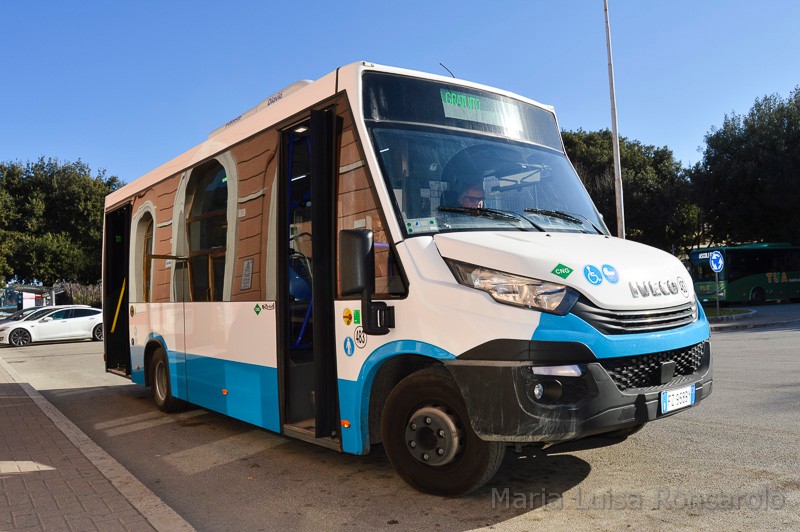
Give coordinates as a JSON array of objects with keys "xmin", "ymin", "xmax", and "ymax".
[{"xmin": 660, "ymin": 384, "xmax": 696, "ymax": 414}]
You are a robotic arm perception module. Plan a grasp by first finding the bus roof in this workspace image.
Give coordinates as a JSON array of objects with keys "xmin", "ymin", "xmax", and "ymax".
[
  {"xmin": 689, "ymin": 242, "xmax": 797, "ymax": 256},
  {"xmin": 104, "ymin": 61, "xmax": 558, "ymax": 211}
]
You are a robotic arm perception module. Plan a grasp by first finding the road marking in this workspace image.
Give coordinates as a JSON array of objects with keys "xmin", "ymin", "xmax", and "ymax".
[{"xmin": 164, "ymin": 430, "xmax": 288, "ymax": 475}]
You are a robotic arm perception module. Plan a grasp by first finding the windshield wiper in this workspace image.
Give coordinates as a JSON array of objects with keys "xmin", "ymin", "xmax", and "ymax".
[
  {"xmin": 438, "ymin": 206, "xmax": 544, "ymax": 231},
  {"xmin": 523, "ymin": 208, "xmax": 605, "ymax": 235}
]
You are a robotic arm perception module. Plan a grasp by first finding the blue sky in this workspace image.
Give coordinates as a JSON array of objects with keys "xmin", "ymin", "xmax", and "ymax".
[{"xmin": 1, "ymin": 1, "xmax": 798, "ymax": 183}]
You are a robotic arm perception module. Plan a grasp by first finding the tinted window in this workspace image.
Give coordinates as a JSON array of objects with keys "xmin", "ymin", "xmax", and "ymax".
[
  {"xmin": 48, "ymin": 309, "xmax": 71, "ymax": 320},
  {"xmin": 71, "ymin": 308, "xmax": 100, "ymax": 318},
  {"xmin": 363, "ymin": 72, "xmax": 562, "ymax": 150}
]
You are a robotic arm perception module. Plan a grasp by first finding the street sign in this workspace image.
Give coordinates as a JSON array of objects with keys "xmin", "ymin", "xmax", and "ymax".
[{"xmin": 709, "ymin": 251, "xmax": 724, "ymax": 273}]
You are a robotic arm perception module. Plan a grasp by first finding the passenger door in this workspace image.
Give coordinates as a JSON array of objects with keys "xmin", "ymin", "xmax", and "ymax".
[
  {"xmin": 36, "ymin": 309, "xmax": 72, "ymax": 340},
  {"xmin": 281, "ymin": 109, "xmax": 340, "ymax": 444}
]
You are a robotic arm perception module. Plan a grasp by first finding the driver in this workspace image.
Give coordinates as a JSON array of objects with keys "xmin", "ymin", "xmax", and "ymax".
[{"xmin": 456, "ymin": 183, "xmax": 485, "ymax": 208}]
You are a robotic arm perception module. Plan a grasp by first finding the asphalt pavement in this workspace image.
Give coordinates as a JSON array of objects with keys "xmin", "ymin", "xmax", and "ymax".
[{"xmin": 0, "ymin": 303, "xmax": 798, "ymax": 530}]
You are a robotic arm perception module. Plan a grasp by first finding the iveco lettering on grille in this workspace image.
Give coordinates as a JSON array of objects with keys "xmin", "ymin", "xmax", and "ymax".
[{"xmin": 629, "ymin": 278, "xmax": 684, "ymax": 298}]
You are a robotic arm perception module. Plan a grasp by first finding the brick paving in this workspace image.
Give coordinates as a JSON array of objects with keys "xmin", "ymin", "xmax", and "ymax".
[{"xmin": 0, "ymin": 361, "xmax": 161, "ymax": 531}]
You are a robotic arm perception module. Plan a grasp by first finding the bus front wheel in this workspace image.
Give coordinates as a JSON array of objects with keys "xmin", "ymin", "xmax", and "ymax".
[
  {"xmin": 750, "ymin": 287, "xmax": 766, "ymax": 305},
  {"xmin": 381, "ymin": 367, "xmax": 505, "ymax": 496},
  {"xmin": 150, "ymin": 347, "xmax": 184, "ymax": 413}
]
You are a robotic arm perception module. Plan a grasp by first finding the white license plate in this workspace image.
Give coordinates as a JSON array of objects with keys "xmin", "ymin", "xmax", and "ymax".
[{"xmin": 660, "ymin": 384, "xmax": 696, "ymax": 414}]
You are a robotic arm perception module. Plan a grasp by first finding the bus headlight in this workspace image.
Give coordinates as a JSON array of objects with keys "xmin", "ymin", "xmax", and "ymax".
[{"xmin": 445, "ymin": 259, "xmax": 579, "ymax": 315}]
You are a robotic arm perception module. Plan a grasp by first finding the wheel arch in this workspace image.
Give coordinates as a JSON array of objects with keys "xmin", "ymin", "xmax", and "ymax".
[
  {"xmin": 143, "ymin": 338, "xmax": 166, "ymax": 387},
  {"xmin": 367, "ymin": 354, "xmax": 444, "ymax": 446},
  {"xmin": 9, "ymin": 327, "xmax": 33, "ymax": 345}
]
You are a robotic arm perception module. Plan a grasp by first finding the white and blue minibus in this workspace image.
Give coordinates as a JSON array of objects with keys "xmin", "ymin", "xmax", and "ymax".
[{"xmin": 103, "ymin": 62, "xmax": 712, "ymax": 495}]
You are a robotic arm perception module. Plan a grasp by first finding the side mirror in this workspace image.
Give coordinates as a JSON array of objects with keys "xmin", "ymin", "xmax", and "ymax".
[
  {"xmin": 41, "ymin": 317, "xmax": 52, "ymax": 322},
  {"xmin": 339, "ymin": 229, "xmax": 395, "ymax": 335}
]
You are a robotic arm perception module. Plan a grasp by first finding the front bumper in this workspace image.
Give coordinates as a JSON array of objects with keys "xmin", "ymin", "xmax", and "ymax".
[{"xmin": 445, "ymin": 340, "xmax": 712, "ymax": 442}]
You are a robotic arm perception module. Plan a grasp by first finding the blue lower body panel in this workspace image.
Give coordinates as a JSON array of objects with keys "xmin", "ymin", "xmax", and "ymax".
[{"xmin": 185, "ymin": 354, "xmax": 280, "ymax": 433}]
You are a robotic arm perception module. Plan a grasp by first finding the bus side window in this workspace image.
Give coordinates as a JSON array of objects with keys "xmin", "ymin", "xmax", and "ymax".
[{"xmin": 336, "ymin": 108, "xmax": 405, "ymax": 298}]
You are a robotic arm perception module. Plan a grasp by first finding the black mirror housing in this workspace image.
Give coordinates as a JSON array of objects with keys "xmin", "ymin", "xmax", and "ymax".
[
  {"xmin": 339, "ymin": 229, "xmax": 395, "ymax": 335},
  {"xmin": 340, "ymin": 229, "xmax": 374, "ymax": 297}
]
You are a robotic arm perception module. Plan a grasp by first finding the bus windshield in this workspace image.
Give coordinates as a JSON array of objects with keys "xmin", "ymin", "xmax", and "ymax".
[
  {"xmin": 363, "ymin": 73, "xmax": 606, "ymax": 236},
  {"xmin": 690, "ymin": 257, "xmax": 718, "ymax": 282}
]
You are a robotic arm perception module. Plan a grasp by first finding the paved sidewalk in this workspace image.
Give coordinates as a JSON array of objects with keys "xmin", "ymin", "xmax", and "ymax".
[{"xmin": 0, "ymin": 357, "xmax": 192, "ymax": 531}]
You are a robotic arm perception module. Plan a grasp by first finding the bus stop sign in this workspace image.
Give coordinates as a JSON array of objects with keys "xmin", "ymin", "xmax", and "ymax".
[{"xmin": 709, "ymin": 251, "xmax": 724, "ymax": 273}]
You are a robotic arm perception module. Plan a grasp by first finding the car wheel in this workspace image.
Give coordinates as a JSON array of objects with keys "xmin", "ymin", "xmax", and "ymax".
[
  {"xmin": 381, "ymin": 367, "xmax": 505, "ymax": 496},
  {"xmin": 9, "ymin": 328, "xmax": 32, "ymax": 347},
  {"xmin": 150, "ymin": 347, "xmax": 185, "ymax": 412},
  {"xmin": 92, "ymin": 324, "xmax": 103, "ymax": 341}
]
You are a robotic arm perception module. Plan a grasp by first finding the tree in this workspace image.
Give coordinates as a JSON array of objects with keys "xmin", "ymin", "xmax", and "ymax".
[
  {"xmin": 0, "ymin": 158, "xmax": 121, "ymax": 285},
  {"xmin": 691, "ymin": 87, "xmax": 800, "ymax": 245},
  {"xmin": 562, "ymin": 129, "xmax": 698, "ymax": 255}
]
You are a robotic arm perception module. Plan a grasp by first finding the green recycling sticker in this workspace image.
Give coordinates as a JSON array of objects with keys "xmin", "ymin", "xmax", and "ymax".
[{"xmin": 551, "ymin": 264, "xmax": 573, "ymax": 279}]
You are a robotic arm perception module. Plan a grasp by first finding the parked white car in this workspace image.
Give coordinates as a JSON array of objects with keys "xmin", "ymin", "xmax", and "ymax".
[{"xmin": 0, "ymin": 306, "xmax": 103, "ymax": 347}]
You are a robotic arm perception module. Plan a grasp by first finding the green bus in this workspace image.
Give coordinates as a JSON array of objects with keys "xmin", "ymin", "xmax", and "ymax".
[{"xmin": 688, "ymin": 243, "xmax": 800, "ymax": 304}]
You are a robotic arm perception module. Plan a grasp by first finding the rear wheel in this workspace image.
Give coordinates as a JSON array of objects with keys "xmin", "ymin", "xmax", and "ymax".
[
  {"xmin": 91, "ymin": 324, "xmax": 103, "ymax": 341},
  {"xmin": 150, "ymin": 347, "xmax": 184, "ymax": 412},
  {"xmin": 381, "ymin": 367, "xmax": 505, "ymax": 496},
  {"xmin": 9, "ymin": 329, "xmax": 31, "ymax": 347}
]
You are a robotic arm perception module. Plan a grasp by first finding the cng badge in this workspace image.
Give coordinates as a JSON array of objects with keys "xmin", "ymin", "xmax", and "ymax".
[{"xmin": 551, "ymin": 264, "xmax": 573, "ymax": 279}]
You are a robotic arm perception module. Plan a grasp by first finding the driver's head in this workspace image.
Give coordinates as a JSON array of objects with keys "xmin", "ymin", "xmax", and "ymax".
[
  {"xmin": 442, "ymin": 144, "xmax": 523, "ymax": 207},
  {"xmin": 457, "ymin": 184, "xmax": 485, "ymax": 208}
]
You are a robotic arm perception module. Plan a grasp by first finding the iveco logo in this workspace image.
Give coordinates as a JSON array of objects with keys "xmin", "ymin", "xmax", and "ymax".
[{"xmin": 629, "ymin": 278, "xmax": 684, "ymax": 298}]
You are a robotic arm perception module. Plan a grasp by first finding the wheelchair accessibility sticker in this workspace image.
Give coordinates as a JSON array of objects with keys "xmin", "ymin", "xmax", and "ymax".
[{"xmin": 584, "ymin": 265, "xmax": 603, "ymax": 286}]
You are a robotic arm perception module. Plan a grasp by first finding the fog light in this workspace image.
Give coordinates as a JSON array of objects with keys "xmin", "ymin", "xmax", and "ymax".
[
  {"xmin": 531, "ymin": 379, "xmax": 563, "ymax": 403},
  {"xmin": 534, "ymin": 383, "xmax": 544, "ymax": 400}
]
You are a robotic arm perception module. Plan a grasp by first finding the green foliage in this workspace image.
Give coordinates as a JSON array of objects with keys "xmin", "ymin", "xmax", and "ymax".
[
  {"xmin": 562, "ymin": 129, "xmax": 698, "ymax": 255},
  {"xmin": 0, "ymin": 157, "xmax": 121, "ymax": 285},
  {"xmin": 691, "ymin": 87, "xmax": 800, "ymax": 245}
]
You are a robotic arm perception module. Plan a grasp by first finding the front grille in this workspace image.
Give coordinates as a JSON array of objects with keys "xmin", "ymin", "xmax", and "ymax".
[
  {"xmin": 571, "ymin": 297, "xmax": 698, "ymax": 335},
  {"xmin": 599, "ymin": 342, "xmax": 706, "ymax": 391}
]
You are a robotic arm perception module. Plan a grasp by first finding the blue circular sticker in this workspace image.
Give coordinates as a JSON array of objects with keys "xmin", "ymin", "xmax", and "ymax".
[
  {"xmin": 344, "ymin": 337, "xmax": 355, "ymax": 357},
  {"xmin": 601, "ymin": 264, "xmax": 619, "ymax": 284},
  {"xmin": 584, "ymin": 265, "xmax": 603, "ymax": 286}
]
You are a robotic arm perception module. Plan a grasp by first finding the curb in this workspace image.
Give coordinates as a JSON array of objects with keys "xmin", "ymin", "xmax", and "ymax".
[
  {"xmin": 0, "ymin": 356, "xmax": 194, "ymax": 532},
  {"xmin": 710, "ymin": 318, "xmax": 799, "ymax": 332},
  {"xmin": 705, "ymin": 309, "xmax": 755, "ymax": 323}
]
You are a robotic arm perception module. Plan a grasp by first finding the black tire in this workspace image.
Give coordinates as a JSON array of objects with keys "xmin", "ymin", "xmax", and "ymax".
[
  {"xmin": 92, "ymin": 324, "xmax": 103, "ymax": 341},
  {"xmin": 150, "ymin": 347, "xmax": 184, "ymax": 412},
  {"xmin": 750, "ymin": 287, "xmax": 766, "ymax": 305},
  {"xmin": 9, "ymin": 328, "xmax": 32, "ymax": 347},
  {"xmin": 381, "ymin": 367, "xmax": 505, "ymax": 496}
]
